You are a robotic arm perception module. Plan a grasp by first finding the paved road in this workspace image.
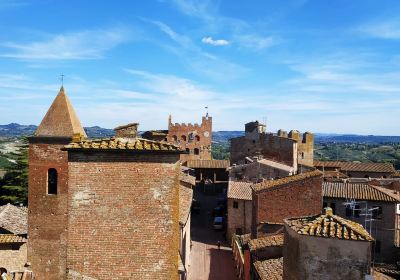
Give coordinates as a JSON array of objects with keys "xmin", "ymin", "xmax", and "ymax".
[{"xmin": 187, "ymin": 189, "xmax": 237, "ymax": 280}]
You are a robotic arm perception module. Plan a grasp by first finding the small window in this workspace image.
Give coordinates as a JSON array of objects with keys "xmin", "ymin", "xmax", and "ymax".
[
  {"xmin": 194, "ymin": 148, "xmax": 199, "ymax": 155},
  {"xmin": 345, "ymin": 205, "xmax": 352, "ymax": 217},
  {"xmin": 47, "ymin": 168, "xmax": 58, "ymax": 195},
  {"xmin": 301, "ymin": 152, "xmax": 305, "ymax": 159},
  {"xmin": 233, "ymin": 201, "xmax": 239, "ymax": 208},
  {"xmin": 185, "ymin": 148, "xmax": 190, "ymax": 154},
  {"xmin": 188, "ymin": 133, "xmax": 194, "ymax": 143},
  {"xmin": 181, "ymin": 135, "xmax": 187, "ymax": 141},
  {"xmin": 372, "ymin": 206, "xmax": 382, "ymax": 220},
  {"xmin": 172, "ymin": 135, "xmax": 177, "ymax": 142},
  {"xmin": 195, "ymin": 135, "xmax": 200, "ymax": 141},
  {"xmin": 354, "ymin": 205, "xmax": 361, "ymax": 218}
]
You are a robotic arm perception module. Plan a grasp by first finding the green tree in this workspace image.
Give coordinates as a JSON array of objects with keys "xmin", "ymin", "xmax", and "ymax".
[{"xmin": 0, "ymin": 137, "xmax": 28, "ymax": 205}]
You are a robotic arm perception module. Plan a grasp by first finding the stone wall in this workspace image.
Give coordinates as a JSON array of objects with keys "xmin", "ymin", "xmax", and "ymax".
[
  {"xmin": 66, "ymin": 151, "xmax": 180, "ymax": 280},
  {"xmin": 252, "ymin": 175, "xmax": 322, "ymax": 238},
  {"xmin": 28, "ymin": 139, "xmax": 70, "ymax": 280},
  {"xmin": 230, "ymin": 134, "xmax": 297, "ymax": 167},
  {"xmin": 227, "ymin": 199, "xmax": 252, "ymax": 241},
  {"xmin": 167, "ymin": 116, "xmax": 212, "ymax": 161},
  {"xmin": 0, "ymin": 243, "xmax": 27, "ymax": 271},
  {"xmin": 283, "ymin": 226, "xmax": 371, "ymax": 280}
]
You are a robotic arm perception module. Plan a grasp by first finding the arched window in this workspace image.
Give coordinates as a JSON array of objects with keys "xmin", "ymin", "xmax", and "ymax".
[
  {"xmin": 195, "ymin": 135, "xmax": 200, "ymax": 141},
  {"xmin": 172, "ymin": 135, "xmax": 177, "ymax": 142},
  {"xmin": 194, "ymin": 148, "xmax": 199, "ymax": 155},
  {"xmin": 188, "ymin": 133, "xmax": 194, "ymax": 143},
  {"xmin": 48, "ymin": 168, "xmax": 58, "ymax": 195},
  {"xmin": 301, "ymin": 152, "xmax": 305, "ymax": 159},
  {"xmin": 181, "ymin": 135, "xmax": 187, "ymax": 141}
]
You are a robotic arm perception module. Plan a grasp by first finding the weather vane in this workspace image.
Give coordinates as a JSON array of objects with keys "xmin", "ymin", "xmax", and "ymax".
[
  {"xmin": 60, "ymin": 74, "xmax": 65, "ymax": 87},
  {"xmin": 205, "ymin": 106, "xmax": 209, "ymax": 118}
]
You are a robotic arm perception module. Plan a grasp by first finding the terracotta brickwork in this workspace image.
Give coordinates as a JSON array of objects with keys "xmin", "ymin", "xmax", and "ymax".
[
  {"xmin": 28, "ymin": 139, "xmax": 70, "ymax": 280},
  {"xmin": 167, "ymin": 116, "xmax": 212, "ymax": 161},
  {"xmin": 230, "ymin": 121, "xmax": 314, "ymax": 167},
  {"xmin": 0, "ymin": 243, "xmax": 27, "ymax": 271},
  {"xmin": 66, "ymin": 152, "xmax": 180, "ymax": 280},
  {"xmin": 252, "ymin": 173, "xmax": 322, "ymax": 238}
]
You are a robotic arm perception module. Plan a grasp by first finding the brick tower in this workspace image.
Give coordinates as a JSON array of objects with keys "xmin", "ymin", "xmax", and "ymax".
[{"xmin": 28, "ymin": 87, "xmax": 86, "ymax": 280}]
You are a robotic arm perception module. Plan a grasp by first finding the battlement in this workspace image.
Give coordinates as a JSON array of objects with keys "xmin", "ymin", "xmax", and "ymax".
[
  {"xmin": 277, "ymin": 129, "xmax": 314, "ymax": 144},
  {"xmin": 169, "ymin": 115, "xmax": 211, "ymax": 130}
]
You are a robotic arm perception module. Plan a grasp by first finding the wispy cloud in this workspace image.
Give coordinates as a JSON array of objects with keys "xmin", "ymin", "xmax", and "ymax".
[
  {"xmin": 357, "ymin": 19, "xmax": 400, "ymax": 39},
  {"xmin": 0, "ymin": 0, "xmax": 28, "ymax": 10},
  {"xmin": 201, "ymin": 36, "xmax": 229, "ymax": 46},
  {"xmin": 0, "ymin": 27, "xmax": 131, "ymax": 60}
]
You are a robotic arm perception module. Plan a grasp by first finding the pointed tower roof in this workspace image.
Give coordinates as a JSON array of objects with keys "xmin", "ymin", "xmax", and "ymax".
[{"xmin": 35, "ymin": 87, "xmax": 87, "ymax": 138}]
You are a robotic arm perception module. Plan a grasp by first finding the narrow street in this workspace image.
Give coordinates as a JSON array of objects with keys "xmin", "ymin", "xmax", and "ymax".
[{"xmin": 188, "ymin": 189, "xmax": 237, "ymax": 280}]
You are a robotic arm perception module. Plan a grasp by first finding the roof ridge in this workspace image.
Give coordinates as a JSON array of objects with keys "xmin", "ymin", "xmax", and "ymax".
[{"xmin": 252, "ymin": 170, "xmax": 322, "ymax": 192}]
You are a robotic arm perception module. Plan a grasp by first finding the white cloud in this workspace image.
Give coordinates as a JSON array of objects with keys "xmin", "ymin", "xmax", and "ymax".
[
  {"xmin": 357, "ymin": 20, "xmax": 400, "ymax": 39},
  {"xmin": 201, "ymin": 36, "xmax": 229, "ymax": 46},
  {"xmin": 0, "ymin": 27, "xmax": 131, "ymax": 60},
  {"xmin": 234, "ymin": 34, "xmax": 276, "ymax": 50}
]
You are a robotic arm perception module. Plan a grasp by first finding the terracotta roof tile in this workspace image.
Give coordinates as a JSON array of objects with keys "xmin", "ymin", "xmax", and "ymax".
[
  {"xmin": 248, "ymin": 234, "xmax": 284, "ymax": 251},
  {"xmin": 253, "ymin": 258, "xmax": 283, "ymax": 280},
  {"xmin": 186, "ymin": 160, "xmax": 230, "ymax": 169},
  {"xmin": 252, "ymin": 170, "xmax": 322, "ymax": 193},
  {"xmin": 179, "ymin": 185, "xmax": 193, "ymax": 225},
  {"xmin": 323, "ymin": 182, "xmax": 399, "ymax": 202},
  {"xmin": 0, "ymin": 203, "xmax": 27, "ymax": 235},
  {"xmin": 35, "ymin": 87, "xmax": 87, "ymax": 138},
  {"xmin": 285, "ymin": 208, "xmax": 373, "ymax": 241},
  {"xmin": 64, "ymin": 137, "xmax": 181, "ymax": 152},
  {"xmin": 0, "ymin": 234, "xmax": 26, "ymax": 243},
  {"xmin": 393, "ymin": 171, "xmax": 400, "ymax": 178},
  {"xmin": 374, "ymin": 263, "xmax": 400, "ymax": 279},
  {"xmin": 227, "ymin": 181, "xmax": 253, "ymax": 200},
  {"xmin": 314, "ymin": 161, "xmax": 395, "ymax": 173}
]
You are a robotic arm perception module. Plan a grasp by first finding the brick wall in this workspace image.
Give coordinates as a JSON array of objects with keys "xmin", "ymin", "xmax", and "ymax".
[
  {"xmin": 66, "ymin": 152, "xmax": 180, "ymax": 280},
  {"xmin": 167, "ymin": 116, "xmax": 212, "ymax": 161},
  {"xmin": 252, "ymin": 175, "xmax": 322, "ymax": 238},
  {"xmin": 28, "ymin": 139, "xmax": 70, "ymax": 280},
  {"xmin": 0, "ymin": 243, "xmax": 27, "ymax": 271}
]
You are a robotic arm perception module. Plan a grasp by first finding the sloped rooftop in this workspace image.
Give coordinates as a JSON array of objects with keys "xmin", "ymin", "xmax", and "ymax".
[
  {"xmin": 35, "ymin": 87, "xmax": 87, "ymax": 138},
  {"xmin": 179, "ymin": 185, "xmax": 193, "ymax": 226},
  {"xmin": 186, "ymin": 159, "xmax": 230, "ymax": 169},
  {"xmin": 0, "ymin": 203, "xmax": 27, "ymax": 235},
  {"xmin": 252, "ymin": 170, "xmax": 322, "ymax": 193},
  {"xmin": 253, "ymin": 258, "xmax": 283, "ymax": 280},
  {"xmin": 248, "ymin": 234, "xmax": 284, "ymax": 251},
  {"xmin": 285, "ymin": 208, "xmax": 373, "ymax": 241},
  {"xmin": 0, "ymin": 234, "xmax": 27, "ymax": 243},
  {"xmin": 65, "ymin": 137, "xmax": 182, "ymax": 152},
  {"xmin": 227, "ymin": 181, "xmax": 253, "ymax": 200},
  {"xmin": 314, "ymin": 161, "xmax": 395, "ymax": 173},
  {"xmin": 323, "ymin": 182, "xmax": 399, "ymax": 202}
]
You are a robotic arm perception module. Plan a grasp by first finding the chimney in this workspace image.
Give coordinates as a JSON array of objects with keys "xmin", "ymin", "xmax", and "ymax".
[{"xmin": 114, "ymin": 123, "xmax": 139, "ymax": 138}]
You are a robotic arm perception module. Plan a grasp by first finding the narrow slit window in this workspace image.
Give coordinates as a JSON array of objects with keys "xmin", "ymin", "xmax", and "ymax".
[{"xmin": 48, "ymin": 168, "xmax": 58, "ymax": 195}]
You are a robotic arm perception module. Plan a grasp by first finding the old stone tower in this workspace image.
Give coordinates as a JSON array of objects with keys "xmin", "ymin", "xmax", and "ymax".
[
  {"xmin": 28, "ymin": 87, "xmax": 183, "ymax": 280},
  {"xmin": 28, "ymin": 86, "xmax": 87, "ymax": 279},
  {"xmin": 167, "ymin": 115, "xmax": 212, "ymax": 162}
]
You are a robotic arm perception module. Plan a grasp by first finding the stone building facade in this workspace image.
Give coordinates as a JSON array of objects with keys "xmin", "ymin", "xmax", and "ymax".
[
  {"xmin": 28, "ymin": 87, "xmax": 184, "ymax": 280},
  {"xmin": 251, "ymin": 171, "xmax": 323, "ymax": 238},
  {"xmin": 283, "ymin": 208, "xmax": 373, "ymax": 280},
  {"xmin": 227, "ymin": 181, "xmax": 253, "ymax": 241},
  {"xmin": 322, "ymin": 182, "xmax": 400, "ymax": 263},
  {"xmin": 167, "ymin": 115, "xmax": 212, "ymax": 162},
  {"xmin": 230, "ymin": 121, "xmax": 314, "ymax": 168}
]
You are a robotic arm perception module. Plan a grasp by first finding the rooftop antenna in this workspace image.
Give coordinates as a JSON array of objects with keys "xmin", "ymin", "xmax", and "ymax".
[
  {"xmin": 60, "ymin": 74, "xmax": 65, "ymax": 87},
  {"xmin": 205, "ymin": 106, "xmax": 209, "ymax": 118}
]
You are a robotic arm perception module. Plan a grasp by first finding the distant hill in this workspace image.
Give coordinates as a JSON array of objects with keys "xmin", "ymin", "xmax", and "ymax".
[
  {"xmin": 0, "ymin": 123, "xmax": 114, "ymax": 138},
  {"xmin": 1, "ymin": 124, "xmax": 399, "ymax": 144}
]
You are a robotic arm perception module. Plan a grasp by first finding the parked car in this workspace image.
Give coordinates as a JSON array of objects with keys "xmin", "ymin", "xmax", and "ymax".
[
  {"xmin": 212, "ymin": 205, "xmax": 225, "ymax": 217},
  {"xmin": 191, "ymin": 199, "xmax": 201, "ymax": 213},
  {"xmin": 213, "ymin": 216, "xmax": 224, "ymax": 230}
]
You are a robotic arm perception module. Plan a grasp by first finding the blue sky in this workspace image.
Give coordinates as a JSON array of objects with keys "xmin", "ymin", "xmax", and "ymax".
[{"xmin": 0, "ymin": 0, "xmax": 399, "ymax": 134}]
